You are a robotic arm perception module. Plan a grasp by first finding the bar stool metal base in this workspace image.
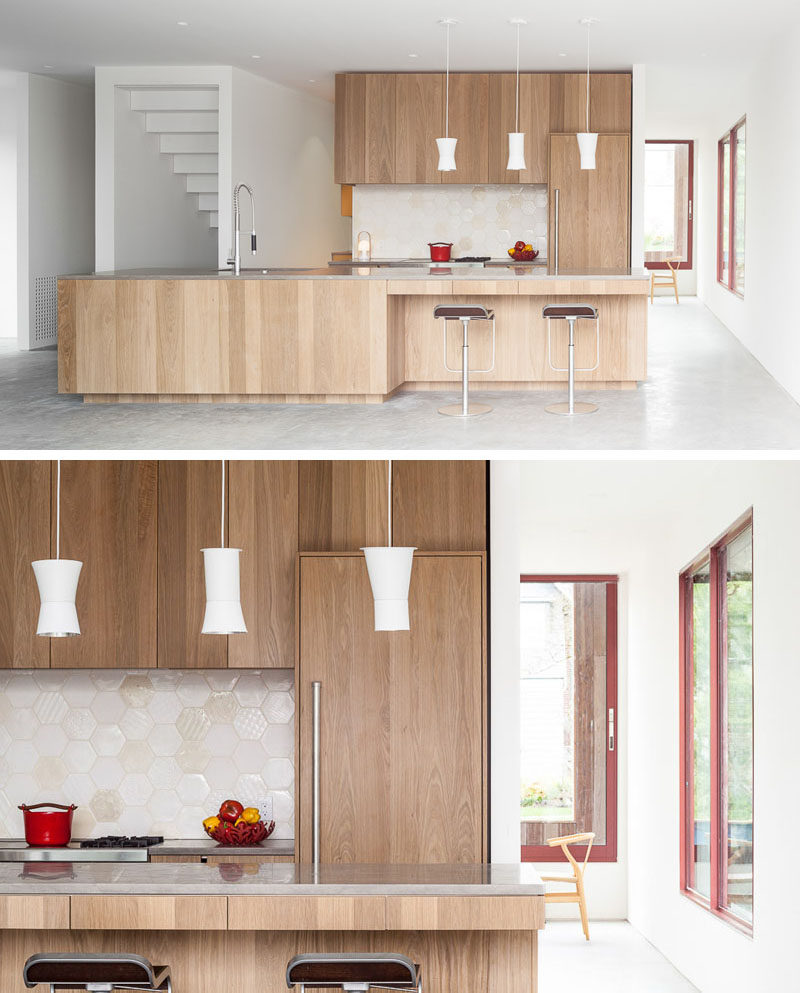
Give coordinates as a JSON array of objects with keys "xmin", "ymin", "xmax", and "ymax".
[
  {"xmin": 545, "ymin": 400, "xmax": 598, "ymax": 415},
  {"xmin": 438, "ymin": 401, "xmax": 493, "ymax": 417}
]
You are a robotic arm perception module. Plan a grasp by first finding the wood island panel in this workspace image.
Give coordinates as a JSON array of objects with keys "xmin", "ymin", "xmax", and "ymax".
[
  {"xmin": 228, "ymin": 895, "xmax": 385, "ymax": 931},
  {"xmin": 0, "ymin": 895, "xmax": 70, "ymax": 929},
  {"xmin": 385, "ymin": 896, "xmax": 545, "ymax": 931},
  {"xmin": 70, "ymin": 895, "xmax": 227, "ymax": 930}
]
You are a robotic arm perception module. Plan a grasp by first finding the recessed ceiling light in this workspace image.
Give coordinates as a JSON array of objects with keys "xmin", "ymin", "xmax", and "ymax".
[
  {"xmin": 408, "ymin": 53, "xmax": 419, "ymax": 59},
  {"xmin": 308, "ymin": 79, "xmax": 317, "ymax": 83},
  {"xmin": 558, "ymin": 52, "xmax": 567, "ymax": 58},
  {"xmin": 177, "ymin": 20, "xmax": 189, "ymax": 27},
  {"xmin": 43, "ymin": 65, "xmax": 54, "ymax": 70},
  {"xmin": 251, "ymin": 54, "xmax": 261, "ymax": 59}
]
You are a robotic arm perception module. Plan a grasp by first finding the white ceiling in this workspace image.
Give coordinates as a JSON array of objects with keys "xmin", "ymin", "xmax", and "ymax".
[{"xmin": 1, "ymin": 0, "xmax": 796, "ymax": 99}]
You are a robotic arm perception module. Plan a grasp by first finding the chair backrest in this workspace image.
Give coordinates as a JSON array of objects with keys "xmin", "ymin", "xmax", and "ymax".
[
  {"xmin": 665, "ymin": 258, "xmax": 681, "ymax": 274},
  {"xmin": 546, "ymin": 831, "xmax": 596, "ymax": 875}
]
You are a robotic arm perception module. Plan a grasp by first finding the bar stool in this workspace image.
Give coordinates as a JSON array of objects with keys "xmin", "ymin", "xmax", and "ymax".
[
  {"xmin": 23, "ymin": 953, "xmax": 172, "ymax": 992},
  {"xmin": 287, "ymin": 953, "xmax": 422, "ymax": 993},
  {"xmin": 433, "ymin": 304, "xmax": 496, "ymax": 417},
  {"xmin": 543, "ymin": 304, "xmax": 600, "ymax": 415}
]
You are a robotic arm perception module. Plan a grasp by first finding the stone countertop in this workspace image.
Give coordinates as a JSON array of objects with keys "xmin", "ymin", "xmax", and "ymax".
[
  {"xmin": 152, "ymin": 838, "xmax": 295, "ymax": 857},
  {"xmin": 62, "ymin": 266, "xmax": 649, "ymax": 283},
  {"xmin": 0, "ymin": 862, "xmax": 545, "ymax": 896}
]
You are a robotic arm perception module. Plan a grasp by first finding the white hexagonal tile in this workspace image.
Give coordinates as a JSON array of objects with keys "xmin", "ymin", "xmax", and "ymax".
[
  {"xmin": 32, "ymin": 670, "xmax": 67, "ymax": 691},
  {"xmin": 5, "ymin": 739, "xmax": 37, "ymax": 774},
  {"xmin": 233, "ymin": 674, "xmax": 268, "ymax": 707},
  {"xmin": 90, "ymin": 691, "xmax": 126, "ymax": 724},
  {"xmin": 233, "ymin": 708, "xmax": 267, "ymax": 740},
  {"xmin": 203, "ymin": 756, "xmax": 235, "ymax": 791},
  {"xmin": 71, "ymin": 805, "xmax": 96, "ymax": 838},
  {"xmin": 64, "ymin": 740, "xmax": 96, "ymax": 774},
  {"xmin": 205, "ymin": 691, "xmax": 237, "ymax": 723},
  {"xmin": 0, "ymin": 725, "xmax": 12, "ymax": 755},
  {"xmin": 234, "ymin": 773, "xmax": 266, "ymax": 801},
  {"xmin": 149, "ymin": 725, "xmax": 182, "ymax": 757},
  {"xmin": 263, "ymin": 692, "xmax": 293, "ymax": 725},
  {"xmin": 176, "ymin": 673, "xmax": 210, "ymax": 707},
  {"xmin": 119, "ymin": 709, "xmax": 154, "ymax": 741},
  {"xmin": 91, "ymin": 724, "xmax": 125, "ymax": 757},
  {"xmin": 175, "ymin": 742, "xmax": 211, "ymax": 774},
  {"xmin": 119, "ymin": 773, "xmax": 154, "ymax": 805},
  {"xmin": 61, "ymin": 671, "xmax": 97, "ymax": 706},
  {"xmin": 34, "ymin": 756, "xmax": 67, "ymax": 790},
  {"xmin": 90, "ymin": 788, "xmax": 124, "ymax": 822},
  {"xmin": 147, "ymin": 692, "xmax": 183, "ymax": 725},
  {"xmin": 263, "ymin": 758, "xmax": 294, "ymax": 791},
  {"xmin": 32, "ymin": 691, "xmax": 68, "ymax": 725},
  {"xmin": 206, "ymin": 671, "xmax": 238, "ymax": 692},
  {"xmin": 63, "ymin": 773, "xmax": 96, "ymax": 806},
  {"xmin": 271, "ymin": 789, "xmax": 293, "ymax": 821},
  {"xmin": 33, "ymin": 725, "xmax": 68, "ymax": 757},
  {"xmin": 5, "ymin": 707, "xmax": 39, "ymax": 740},
  {"xmin": 205, "ymin": 724, "xmax": 239, "ymax": 756},
  {"xmin": 88, "ymin": 670, "xmax": 124, "ymax": 692},
  {"xmin": 120, "ymin": 674, "xmax": 154, "ymax": 708},
  {"xmin": 148, "ymin": 757, "xmax": 182, "ymax": 790},
  {"xmin": 232, "ymin": 739, "xmax": 267, "ymax": 772},
  {"xmin": 119, "ymin": 741, "xmax": 155, "ymax": 774},
  {"xmin": 177, "ymin": 774, "xmax": 210, "ymax": 806},
  {"xmin": 148, "ymin": 789, "xmax": 181, "ymax": 822},
  {"xmin": 172, "ymin": 805, "xmax": 207, "ymax": 838},
  {"xmin": 89, "ymin": 756, "xmax": 125, "ymax": 789},
  {"xmin": 117, "ymin": 807, "xmax": 149, "ymax": 835},
  {"xmin": 176, "ymin": 707, "xmax": 211, "ymax": 741},
  {"xmin": 62, "ymin": 708, "xmax": 97, "ymax": 741}
]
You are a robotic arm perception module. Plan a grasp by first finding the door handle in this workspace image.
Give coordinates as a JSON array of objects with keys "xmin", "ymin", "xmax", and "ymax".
[
  {"xmin": 553, "ymin": 188, "xmax": 560, "ymax": 274},
  {"xmin": 311, "ymin": 681, "xmax": 321, "ymax": 866},
  {"xmin": 608, "ymin": 707, "xmax": 615, "ymax": 752}
]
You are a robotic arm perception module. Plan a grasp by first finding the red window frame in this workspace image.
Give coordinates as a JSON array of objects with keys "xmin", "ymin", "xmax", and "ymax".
[
  {"xmin": 520, "ymin": 574, "xmax": 618, "ymax": 864},
  {"xmin": 717, "ymin": 117, "xmax": 746, "ymax": 296},
  {"xmin": 644, "ymin": 139, "xmax": 694, "ymax": 271},
  {"xmin": 679, "ymin": 511, "xmax": 753, "ymax": 935}
]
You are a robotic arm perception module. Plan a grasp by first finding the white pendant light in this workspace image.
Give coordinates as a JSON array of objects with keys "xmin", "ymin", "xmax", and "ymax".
[
  {"xmin": 506, "ymin": 18, "xmax": 527, "ymax": 171},
  {"xmin": 436, "ymin": 19, "xmax": 458, "ymax": 172},
  {"xmin": 201, "ymin": 459, "xmax": 247, "ymax": 635},
  {"xmin": 32, "ymin": 460, "xmax": 82, "ymax": 638},
  {"xmin": 577, "ymin": 17, "xmax": 599, "ymax": 170},
  {"xmin": 361, "ymin": 460, "xmax": 416, "ymax": 631}
]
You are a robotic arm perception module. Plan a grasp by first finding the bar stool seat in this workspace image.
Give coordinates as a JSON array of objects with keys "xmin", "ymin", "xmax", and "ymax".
[
  {"xmin": 542, "ymin": 303, "xmax": 600, "ymax": 415},
  {"xmin": 23, "ymin": 953, "xmax": 172, "ymax": 992},
  {"xmin": 433, "ymin": 303, "xmax": 496, "ymax": 417},
  {"xmin": 287, "ymin": 953, "xmax": 421, "ymax": 993}
]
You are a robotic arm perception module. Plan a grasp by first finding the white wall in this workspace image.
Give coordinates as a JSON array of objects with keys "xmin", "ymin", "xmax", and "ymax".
[
  {"xmin": 0, "ymin": 72, "xmax": 20, "ymax": 338},
  {"xmin": 230, "ymin": 68, "xmax": 349, "ymax": 268},
  {"xmin": 113, "ymin": 88, "xmax": 216, "ymax": 270}
]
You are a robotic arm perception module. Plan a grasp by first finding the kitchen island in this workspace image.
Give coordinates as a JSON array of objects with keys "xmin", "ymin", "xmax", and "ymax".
[
  {"xmin": 58, "ymin": 266, "xmax": 649, "ymax": 403},
  {"xmin": 0, "ymin": 862, "xmax": 545, "ymax": 993}
]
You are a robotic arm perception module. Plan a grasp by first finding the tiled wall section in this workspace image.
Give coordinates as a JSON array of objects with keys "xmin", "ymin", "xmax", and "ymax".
[
  {"xmin": 352, "ymin": 184, "xmax": 548, "ymax": 260},
  {"xmin": 0, "ymin": 670, "xmax": 294, "ymax": 840}
]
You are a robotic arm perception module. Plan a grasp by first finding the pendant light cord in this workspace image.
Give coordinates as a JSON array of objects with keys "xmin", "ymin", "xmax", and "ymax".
[
  {"xmin": 387, "ymin": 459, "xmax": 392, "ymax": 547},
  {"xmin": 445, "ymin": 23, "xmax": 450, "ymax": 139},
  {"xmin": 55, "ymin": 459, "xmax": 61, "ymax": 560},
  {"xmin": 220, "ymin": 458, "xmax": 225, "ymax": 549},
  {"xmin": 585, "ymin": 20, "xmax": 591, "ymax": 132},
  {"xmin": 515, "ymin": 23, "xmax": 520, "ymax": 132}
]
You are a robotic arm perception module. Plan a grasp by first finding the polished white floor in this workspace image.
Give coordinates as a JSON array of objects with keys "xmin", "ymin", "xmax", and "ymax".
[{"xmin": 540, "ymin": 922, "xmax": 699, "ymax": 993}]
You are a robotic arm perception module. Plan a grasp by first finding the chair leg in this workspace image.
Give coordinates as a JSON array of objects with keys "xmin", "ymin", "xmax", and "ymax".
[
  {"xmin": 650, "ymin": 275, "xmax": 654, "ymax": 303},
  {"xmin": 576, "ymin": 879, "xmax": 590, "ymax": 940},
  {"xmin": 673, "ymin": 275, "xmax": 679, "ymax": 304}
]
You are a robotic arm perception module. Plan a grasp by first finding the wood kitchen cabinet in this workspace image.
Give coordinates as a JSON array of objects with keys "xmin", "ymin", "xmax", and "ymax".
[
  {"xmin": 50, "ymin": 461, "xmax": 158, "ymax": 669},
  {"xmin": 298, "ymin": 461, "xmax": 389, "ymax": 551},
  {"xmin": 297, "ymin": 552, "xmax": 486, "ymax": 863},
  {"xmin": 394, "ymin": 74, "xmax": 444, "ymax": 184},
  {"xmin": 334, "ymin": 74, "xmax": 396, "ymax": 184},
  {"xmin": 440, "ymin": 74, "xmax": 489, "ymax": 185},
  {"xmin": 549, "ymin": 73, "xmax": 631, "ymax": 134},
  {"xmin": 0, "ymin": 461, "xmax": 50, "ymax": 668},
  {"xmin": 549, "ymin": 133, "xmax": 631, "ymax": 269},
  {"xmin": 488, "ymin": 74, "xmax": 550, "ymax": 184}
]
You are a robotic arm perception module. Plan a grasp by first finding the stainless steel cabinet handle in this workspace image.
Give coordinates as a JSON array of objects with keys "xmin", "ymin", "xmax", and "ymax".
[
  {"xmin": 554, "ymin": 188, "xmax": 560, "ymax": 274},
  {"xmin": 311, "ymin": 680, "xmax": 321, "ymax": 866}
]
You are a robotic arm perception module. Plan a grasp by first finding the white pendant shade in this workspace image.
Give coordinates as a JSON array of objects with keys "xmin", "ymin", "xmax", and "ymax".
[
  {"xmin": 361, "ymin": 546, "xmax": 416, "ymax": 631},
  {"xmin": 32, "ymin": 559, "xmax": 82, "ymax": 637},
  {"xmin": 506, "ymin": 132, "xmax": 526, "ymax": 171},
  {"xmin": 577, "ymin": 131, "xmax": 598, "ymax": 170},
  {"xmin": 436, "ymin": 137, "xmax": 457, "ymax": 172},
  {"xmin": 201, "ymin": 547, "xmax": 247, "ymax": 634}
]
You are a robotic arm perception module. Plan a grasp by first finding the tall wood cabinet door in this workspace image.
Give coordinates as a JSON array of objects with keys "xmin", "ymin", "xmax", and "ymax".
[
  {"xmin": 548, "ymin": 134, "xmax": 630, "ymax": 269},
  {"xmin": 392, "ymin": 461, "xmax": 487, "ymax": 551},
  {"xmin": 227, "ymin": 461, "xmax": 298, "ymax": 669},
  {"xmin": 298, "ymin": 461, "xmax": 388, "ymax": 551},
  {"xmin": 488, "ymin": 74, "xmax": 550, "ymax": 184},
  {"xmin": 549, "ymin": 73, "xmax": 631, "ymax": 134},
  {"xmin": 395, "ymin": 74, "xmax": 444, "ymax": 184},
  {"xmin": 50, "ymin": 461, "xmax": 157, "ymax": 669},
  {"xmin": 0, "ymin": 462, "xmax": 50, "ymax": 668},
  {"xmin": 334, "ymin": 74, "xmax": 366, "ymax": 184},
  {"xmin": 298, "ymin": 553, "xmax": 485, "ymax": 863},
  {"xmin": 441, "ymin": 74, "xmax": 489, "ymax": 185},
  {"xmin": 158, "ymin": 461, "xmax": 227, "ymax": 669},
  {"xmin": 365, "ymin": 74, "xmax": 396, "ymax": 183}
]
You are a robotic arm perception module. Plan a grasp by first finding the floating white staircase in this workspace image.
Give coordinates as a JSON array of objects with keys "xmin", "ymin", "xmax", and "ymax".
[{"xmin": 127, "ymin": 87, "xmax": 221, "ymax": 229}]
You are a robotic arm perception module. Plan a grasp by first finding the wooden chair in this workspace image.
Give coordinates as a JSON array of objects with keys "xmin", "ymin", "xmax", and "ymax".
[
  {"xmin": 542, "ymin": 831, "xmax": 595, "ymax": 940},
  {"xmin": 650, "ymin": 258, "xmax": 681, "ymax": 304}
]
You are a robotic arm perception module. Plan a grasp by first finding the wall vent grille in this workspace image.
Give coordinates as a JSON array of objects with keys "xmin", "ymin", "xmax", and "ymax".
[{"xmin": 34, "ymin": 276, "xmax": 58, "ymax": 346}]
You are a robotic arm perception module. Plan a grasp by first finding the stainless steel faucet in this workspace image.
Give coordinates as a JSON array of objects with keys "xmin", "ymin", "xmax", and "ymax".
[{"xmin": 227, "ymin": 183, "xmax": 257, "ymax": 275}]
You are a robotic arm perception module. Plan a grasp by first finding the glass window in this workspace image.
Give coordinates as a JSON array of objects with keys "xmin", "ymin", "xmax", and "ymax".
[
  {"xmin": 644, "ymin": 141, "xmax": 693, "ymax": 269},
  {"xmin": 718, "ymin": 119, "xmax": 746, "ymax": 295},
  {"xmin": 680, "ymin": 514, "xmax": 753, "ymax": 933},
  {"xmin": 520, "ymin": 576, "xmax": 617, "ymax": 862}
]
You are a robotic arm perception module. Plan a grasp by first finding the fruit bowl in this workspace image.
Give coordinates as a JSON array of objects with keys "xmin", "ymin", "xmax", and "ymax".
[
  {"xmin": 207, "ymin": 819, "xmax": 275, "ymax": 846},
  {"xmin": 509, "ymin": 248, "xmax": 540, "ymax": 262}
]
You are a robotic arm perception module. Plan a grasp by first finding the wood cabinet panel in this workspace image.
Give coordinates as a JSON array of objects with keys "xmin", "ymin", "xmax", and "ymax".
[
  {"xmin": 0, "ymin": 461, "xmax": 50, "ymax": 668},
  {"xmin": 549, "ymin": 134, "xmax": 630, "ymax": 270},
  {"xmin": 395, "ymin": 74, "xmax": 444, "ymax": 184},
  {"xmin": 549, "ymin": 73, "xmax": 631, "ymax": 134},
  {"xmin": 298, "ymin": 461, "xmax": 389, "ymax": 551},
  {"xmin": 385, "ymin": 896, "xmax": 545, "ymax": 931},
  {"xmin": 228, "ymin": 896, "xmax": 385, "ymax": 930},
  {"xmin": 298, "ymin": 553, "xmax": 485, "ymax": 864},
  {"xmin": 366, "ymin": 74, "xmax": 396, "ymax": 183},
  {"xmin": 335, "ymin": 73, "xmax": 366, "ymax": 184},
  {"xmin": 488, "ymin": 74, "xmax": 550, "ymax": 184},
  {"xmin": 0, "ymin": 895, "xmax": 70, "ymax": 929},
  {"xmin": 158, "ymin": 461, "xmax": 227, "ymax": 668},
  {"xmin": 70, "ymin": 895, "xmax": 227, "ymax": 930},
  {"xmin": 441, "ymin": 74, "xmax": 489, "ymax": 185},
  {"xmin": 392, "ymin": 461, "xmax": 487, "ymax": 551},
  {"xmin": 228, "ymin": 461, "xmax": 298, "ymax": 668},
  {"xmin": 50, "ymin": 461, "xmax": 158, "ymax": 669}
]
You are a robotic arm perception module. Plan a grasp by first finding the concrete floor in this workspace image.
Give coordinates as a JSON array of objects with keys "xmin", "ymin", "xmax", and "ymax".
[
  {"xmin": 540, "ymin": 922, "xmax": 699, "ymax": 993},
  {"xmin": 1, "ymin": 297, "xmax": 799, "ymax": 450}
]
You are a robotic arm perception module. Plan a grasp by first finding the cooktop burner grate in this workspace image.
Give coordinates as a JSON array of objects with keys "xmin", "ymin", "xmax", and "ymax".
[
  {"xmin": 80, "ymin": 835, "xmax": 164, "ymax": 849},
  {"xmin": 453, "ymin": 256, "xmax": 491, "ymax": 263}
]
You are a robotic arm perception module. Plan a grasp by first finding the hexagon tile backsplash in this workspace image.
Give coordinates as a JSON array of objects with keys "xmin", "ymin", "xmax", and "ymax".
[
  {"xmin": 352, "ymin": 184, "xmax": 548, "ymax": 260},
  {"xmin": 0, "ymin": 669, "xmax": 294, "ymax": 841}
]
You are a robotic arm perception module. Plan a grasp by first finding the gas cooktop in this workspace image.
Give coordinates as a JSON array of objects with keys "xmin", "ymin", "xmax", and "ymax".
[
  {"xmin": 80, "ymin": 835, "xmax": 163, "ymax": 849},
  {"xmin": 0, "ymin": 836, "xmax": 164, "ymax": 862}
]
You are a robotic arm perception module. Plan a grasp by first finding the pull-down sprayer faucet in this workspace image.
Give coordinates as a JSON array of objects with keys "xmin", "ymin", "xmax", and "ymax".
[{"xmin": 228, "ymin": 183, "xmax": 256, "ymax": 275}]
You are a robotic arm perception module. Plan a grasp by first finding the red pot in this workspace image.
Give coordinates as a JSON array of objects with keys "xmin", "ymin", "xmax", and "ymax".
[
  {"xmin": 428, "ymin": 242, "xmax": 453, "ymax": 262},
  {"xmin": 19, "ymin": 803, "xmax": 77, "ymax": 847}
]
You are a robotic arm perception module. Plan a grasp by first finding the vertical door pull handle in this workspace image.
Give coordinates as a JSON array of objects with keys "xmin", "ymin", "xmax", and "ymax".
[{"xmin": 312, "ymin": 681, "xmax": 321, "ymax": 867}]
